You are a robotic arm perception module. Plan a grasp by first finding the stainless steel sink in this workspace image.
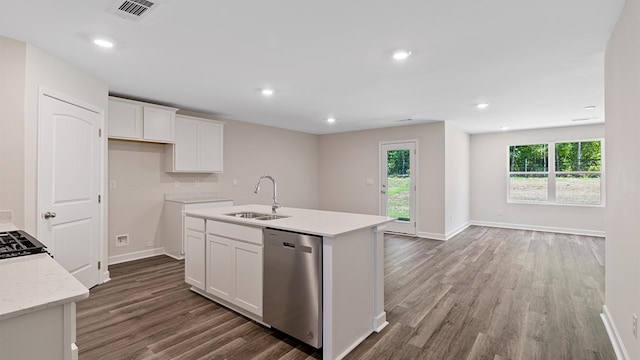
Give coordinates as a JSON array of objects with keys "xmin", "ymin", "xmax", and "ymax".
[{"xmin": 224, "ymin": 212, "xmax": 289, "ymax": 221}]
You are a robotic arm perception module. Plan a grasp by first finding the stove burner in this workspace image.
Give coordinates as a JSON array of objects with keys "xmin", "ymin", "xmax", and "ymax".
[{"xmin": 0, "ymin": 230, "xmax": 48, "ymax": 259}]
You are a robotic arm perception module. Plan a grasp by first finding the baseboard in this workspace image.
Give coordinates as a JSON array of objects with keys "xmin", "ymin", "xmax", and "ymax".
[
  {"xmin": 445, "ymin": 222, "xmax": 471, "ymax": 240},
  {"xmin": 100, "ymin": 270, "xmax": 111, "ymax": 284},
  {"xmin": 164, "ymin": 252, "xmax": 185, "ymax": 261},
  {"xmin": 601, "ymin": 305, "xmax": 630, "ymax": 360},
  {"xmin": 416, "ymin": 231, "xmax": 446, "ymax": 241},
  {"xmin": 108, "ymin": 247, "xmax": 166, "ymax": 265},
  {"xmin": 469, "ymin": 220, "xmax": 605, "ymax": 237}
]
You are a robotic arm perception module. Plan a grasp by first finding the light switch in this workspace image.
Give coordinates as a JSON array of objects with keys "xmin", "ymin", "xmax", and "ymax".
[
  {"xmin": 109, "ymin": 180, "xmax": 117, "ymax": 190},
  {"xmin": 365, "ymin": 179, "xmax": 374, "ymax": 185},
  {"xmin": 233, "ymin": 179, "xmax": 238, "ymax": 186}
]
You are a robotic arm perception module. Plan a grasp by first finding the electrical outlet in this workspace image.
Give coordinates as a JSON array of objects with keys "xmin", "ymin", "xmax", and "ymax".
[
  {"xmin": 109, "ymin": 180, "xmax": 117, "ymax": 190},
  {"xmin": 175, "ymin": 180, "xmax": 180, "ymax": 188},
  {"xmin": 115, "ymin": 234, "xmax": 129, "ymax": 247},
  {"xmin": 0, "ymin": 210, "xmax": 12, "ymax": 223},
  {"xmin": 146, "ymin": 238, "xmax": 154, "ymax": 247},
  {"xmin": 195, "ymin": 180, "xmax": 200, "ymax": 188},
  {"xmin": 633, "ymin": 313, "xmax": 637, "ymax": 339}
]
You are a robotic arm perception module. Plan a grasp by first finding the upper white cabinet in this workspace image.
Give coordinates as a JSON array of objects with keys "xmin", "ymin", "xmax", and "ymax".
[
  {"xmin": 108, "ymin": 96, "xmax": 178, "ymax": 143},
  {"xmin": 166, "ymin": 114, "xmax": 224, "ymax": 173}
]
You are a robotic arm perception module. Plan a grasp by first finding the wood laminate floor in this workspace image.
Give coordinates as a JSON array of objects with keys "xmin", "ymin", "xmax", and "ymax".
[{"xmin": 77, "ymin": 226, "xmax": 615, "ymax": 360}]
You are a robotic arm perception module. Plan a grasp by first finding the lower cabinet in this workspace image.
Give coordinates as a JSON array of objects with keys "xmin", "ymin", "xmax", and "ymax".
[
  {"xmin": 184, "ymin": 218, "xmax": 263, "ymax": 318},
  {"xmin": 206, "ymin": 233, "xmax": 263, "ymax": 317}
]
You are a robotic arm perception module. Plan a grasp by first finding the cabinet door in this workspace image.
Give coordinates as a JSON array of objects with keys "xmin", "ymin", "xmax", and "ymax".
[
  {"xmin": 108, "ymin": 100, "xmax": 142, "ymax": 139},
  {"xmin": 206, "ymin": 235, "xmax": 233, "ymax": 301},
  {"xmin": 174, "ymin": 118, "xmax": 198, "ymax": 171},
  {"xmin": 198, "ymin": 121, "xmax": 223, "ymax": 172},
  {"xmin": 233, "ymin": 241, "xmax": 263, "ymax": 316},
  {"xmin": 184, "ymin": 229, "xmax": 205, "ymax": 290},
  {"xmin": 143, "ymin": 106, "xmax": 175, "ymax": 142}
]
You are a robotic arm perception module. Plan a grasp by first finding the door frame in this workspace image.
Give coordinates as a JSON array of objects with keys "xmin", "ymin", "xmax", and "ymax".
[
  {"xmin": 379, "ymin": 139, "xmax": 418, "ymax": 235},
  {"xmin": 36, "ymin": 87, "xmax": 107, "ymax": 284}
]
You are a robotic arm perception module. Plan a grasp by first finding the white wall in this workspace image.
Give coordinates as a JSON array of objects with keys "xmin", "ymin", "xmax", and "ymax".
[
  {"xmin": 470, "ymin": 124, "xmax": 605, "ymax": 236},
  {"xmin": 444, "ymin": 123, "xmax": 470, "ymax": 237},
  {"xmin": 108, "ymin": 111, "xmax": 319, "ymax": 258},
  {"xmin": 603, "ymin": 0, "xmax": 640, "ymax": 358},
  {"xmin": 318, "ymin": 122, "xmax": 446, "ymax": 238},
  {"xmin": 0, "ymin": 36, "xmax": 26, "ymax": 228}
]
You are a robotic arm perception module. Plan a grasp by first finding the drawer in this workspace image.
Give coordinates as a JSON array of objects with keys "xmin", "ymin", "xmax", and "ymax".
[
  {"xmin": 185, "ymin": 216, "xmax": 205, "ymax": 232},
  {"xmin": 207, "ymin": 220, "xmax": 263, "ymax": 245}
]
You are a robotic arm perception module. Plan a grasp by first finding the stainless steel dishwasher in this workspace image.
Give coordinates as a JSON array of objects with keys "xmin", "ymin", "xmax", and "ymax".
[{"xmin": 263, "ymin": 228, "xmax": 322, "ymax": 348}]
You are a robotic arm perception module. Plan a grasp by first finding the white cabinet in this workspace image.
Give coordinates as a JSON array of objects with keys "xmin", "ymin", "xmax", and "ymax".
[
  {"xmin": 184, "ymin": 216, "xmax": 206, "ymax": 290},
  {"xmin": 166, "ymin": 199, "xmax": 233, "ymax": 260},
  {"xmin": 108, "ymin": 96, "xmax": 178, "ymax": 143},
  {"xmin": 0, "ymin": 302, "xmax": 78, "ymax": 360},
  {"xmin": 205, "ymin": 220, "xmax": 263, "ymax": 317},
  {"xmin": 166, "ymin": 115, "xmax": 224, "ymax": 173}
]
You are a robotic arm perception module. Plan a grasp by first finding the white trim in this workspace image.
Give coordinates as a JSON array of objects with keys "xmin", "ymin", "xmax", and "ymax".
[
  {"xmin": 469, "ymin": 220, "xmax": 605, "ymax": 237},
  {"xmin": 415, "ymin": 231, "xmax": 446, "ymax": 241},
  {"xmin": 445, "ymin": 222, "xmax": 471, "ymax": 240},
  {"xmin": 108, "ymin": 247, "xmax": 166, "ymax": 265},
  {"xmin": 333, "ymin": 332, "xmax": 372, "ymax": 360},
  {"xmin": 164, "ymin": 252, "xmax": 185, "ymax": 260},
  {"xmin": 601, "ymin": 305, "xmax": 630, "ymax": 360}
]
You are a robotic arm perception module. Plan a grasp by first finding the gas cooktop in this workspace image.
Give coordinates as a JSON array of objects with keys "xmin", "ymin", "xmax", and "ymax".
[{"xmin": 0, "ymin": 230, "xmax": 48, "ymax": 259}]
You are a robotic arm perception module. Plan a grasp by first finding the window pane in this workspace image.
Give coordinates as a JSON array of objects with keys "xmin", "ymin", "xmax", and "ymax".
[
  {"xmin": 556, "ymin": 174, "xmax": 601, "ymax": 205},
  {"xmin": 555, "ymin": 141, "xmax": 601, "ymax": 172},
  {"xmin": 509, "ymin": 144, "xmax": 548, "ymax": 172},
  {"xmin": 387, "ymin": 149, "xmax": 411, "ymax": 221},
  {"xmin": 509, "ymin": 174, "xmax": 548, "ymax": 202}
]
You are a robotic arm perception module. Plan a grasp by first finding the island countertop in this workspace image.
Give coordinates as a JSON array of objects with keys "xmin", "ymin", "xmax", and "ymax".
[
  {"xmin": 183, "ymin": 204, "xmax": 395, "ymax": 237},
  {"xmin": 0, "ymin": 253, "xmax": 89, "ymax": 321}
]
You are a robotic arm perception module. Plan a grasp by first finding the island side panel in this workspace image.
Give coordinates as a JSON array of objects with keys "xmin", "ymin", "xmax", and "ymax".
[
  {"xmin": 322, "ymin": 227, "xmax": 375, "ymax": 360},
  {"xmin": 373, "ymin": 224, "xmax": 388, "ymax": 331}
]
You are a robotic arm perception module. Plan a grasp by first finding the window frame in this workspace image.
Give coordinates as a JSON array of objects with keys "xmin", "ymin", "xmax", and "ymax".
[{"xmin": 506, "ymin": 138, "xmax": 605, "ymax": 207}]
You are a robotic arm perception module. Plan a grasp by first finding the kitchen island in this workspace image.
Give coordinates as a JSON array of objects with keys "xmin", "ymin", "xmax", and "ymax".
[
  {"xmin": 183, "ymin": 204, "xmax": 394, "ymax": 360},
  {"xmin": 0, "ymin": 231, "xmax": 89, "ymax": 360}
]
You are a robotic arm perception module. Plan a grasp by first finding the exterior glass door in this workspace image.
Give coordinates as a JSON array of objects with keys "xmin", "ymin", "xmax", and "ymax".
[{"xmin": 380, "ymin": 141, "xmax": 416, "ymax": 235}]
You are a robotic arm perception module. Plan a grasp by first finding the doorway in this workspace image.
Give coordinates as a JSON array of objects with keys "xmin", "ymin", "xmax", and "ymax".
[
  {"xmin": 37, "ymin": 91, "xmax": 103, "ymax": 288},
  {"xmin": 380, "ymin": 141, "xmax": 417, "ymax": 235}
]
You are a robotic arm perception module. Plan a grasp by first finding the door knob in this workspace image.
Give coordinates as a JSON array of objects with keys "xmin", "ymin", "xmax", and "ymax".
[{"xmin": 43, "ymin": 211, "xmax": 57, "ymax": 219}]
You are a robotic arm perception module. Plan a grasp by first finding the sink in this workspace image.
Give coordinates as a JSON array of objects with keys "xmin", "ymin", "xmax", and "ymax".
[
  {"xmin": 224, "ymin": 212, "xmax": 289, "ymax": 221},
  {"xmin": 225, "ymin": 212, "xmax": 263, "ymax": 219},
  {"xmin": 255, "ymin": 214, "xmax": 289, "ymax": 221}
]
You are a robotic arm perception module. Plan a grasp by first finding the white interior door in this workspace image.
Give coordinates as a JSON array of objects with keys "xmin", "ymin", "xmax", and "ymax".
[
  {"xmin": 38, "ymin": 93, "xmax": 102, "ymax": 288},
  {"xmin": 380, "ymin": 141, "xmax": 417, "ymax": 235}
]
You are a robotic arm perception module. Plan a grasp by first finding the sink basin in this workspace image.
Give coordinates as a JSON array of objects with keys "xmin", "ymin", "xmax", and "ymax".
[
  {"xmin": 224, "ymin": 212, "xmax": 289, "ymax": 221},
  {"xmin": 225, "ymin": 211, "xmax": 263, "ymax": 219},
  {"xmin": 255, "ymin": 214, "xmax": 289, "ymax": 221}
]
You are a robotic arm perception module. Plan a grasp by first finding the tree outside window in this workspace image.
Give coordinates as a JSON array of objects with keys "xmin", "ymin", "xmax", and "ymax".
[{"xmin": 508, "ymin": 140, "xmax": 602, "ymax": 205}]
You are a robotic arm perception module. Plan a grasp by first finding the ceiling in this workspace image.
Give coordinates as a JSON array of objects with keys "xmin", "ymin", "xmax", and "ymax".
[{"xmin": 0, "ymin": 0, "xmax": 625, "ymax": 134}]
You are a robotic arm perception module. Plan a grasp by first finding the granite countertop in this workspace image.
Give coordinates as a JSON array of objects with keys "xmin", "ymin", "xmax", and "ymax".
[
  {"xmin": 183, "ymin": 204, "xmax": 395, "ymax": 237},
  {"xmin": 0, "ymin": 253, "xmax": 89, "ymax": 321}
]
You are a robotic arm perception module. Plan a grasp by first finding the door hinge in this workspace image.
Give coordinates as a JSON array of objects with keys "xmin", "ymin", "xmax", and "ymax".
[
  {"xmin": 98, "ymin": 128, "xmax": 102, "ymax": 137},
  {"xmin": 98, "ymin": 195, "xmax": 101, "ymax": 204},
  {"xmin": 98, "ymin": 261, "xmax": 101, "ymax": 270}
]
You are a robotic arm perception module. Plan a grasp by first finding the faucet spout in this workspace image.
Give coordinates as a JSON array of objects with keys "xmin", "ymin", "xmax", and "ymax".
[{"xmin": 254, "ymin": 175, "xmax": 281, "ymax": 213}]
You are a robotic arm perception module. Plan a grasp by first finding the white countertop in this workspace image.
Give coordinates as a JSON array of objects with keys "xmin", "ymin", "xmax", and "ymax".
[
  {"xmin": 164, "ymin": 193, "xmax": 233, "ymax": 204},
  {"xmin": 183, "ymin": 204, "xmax": 395, "ymax": 237},
  {"xmin": 0, "ymin": 253, "xmax": 89, "ymax": 321}
]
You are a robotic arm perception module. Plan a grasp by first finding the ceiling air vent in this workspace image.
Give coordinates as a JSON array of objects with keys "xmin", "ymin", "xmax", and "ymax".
[{"xmin": 110, "ymin": 0, "xmax": 156, "ymax": 22}]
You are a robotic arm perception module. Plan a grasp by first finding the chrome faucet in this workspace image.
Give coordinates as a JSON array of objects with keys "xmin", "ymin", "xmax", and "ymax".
[{"xmin": 254, "ymin": 175, "xmax": 281, "ymax": 213}]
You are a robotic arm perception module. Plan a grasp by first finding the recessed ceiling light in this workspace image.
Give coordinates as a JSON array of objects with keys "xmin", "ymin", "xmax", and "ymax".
[
  {"xmin": 584, "ymin": 105, "xmax": 596, "ymax": 110},
  {"xmin": 476, "ymin": 102, "xmax": 490, "ymax": 109},
  {"xmin": 327, "ymin": 117, "xmax": 336, "ymax": 124},
  {"xmin": 93, "ymin": 38, "xmax": 114, "ymax": 48},
  {"xmin": 501, "ymin": 126, "xmax": 510, "ymax": 131},
  {"xmin": 392, "ymin": 50, "xmax": 412, "ymax": 60},
  {"xmin": 261, "ymin": 88, "xmax": 274, "ymax": 96}
]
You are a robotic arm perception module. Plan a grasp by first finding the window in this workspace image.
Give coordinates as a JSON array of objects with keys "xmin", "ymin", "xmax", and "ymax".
[{"xmin": 508, "ymin": 140, "xmax": 602, "ymax": 205}]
